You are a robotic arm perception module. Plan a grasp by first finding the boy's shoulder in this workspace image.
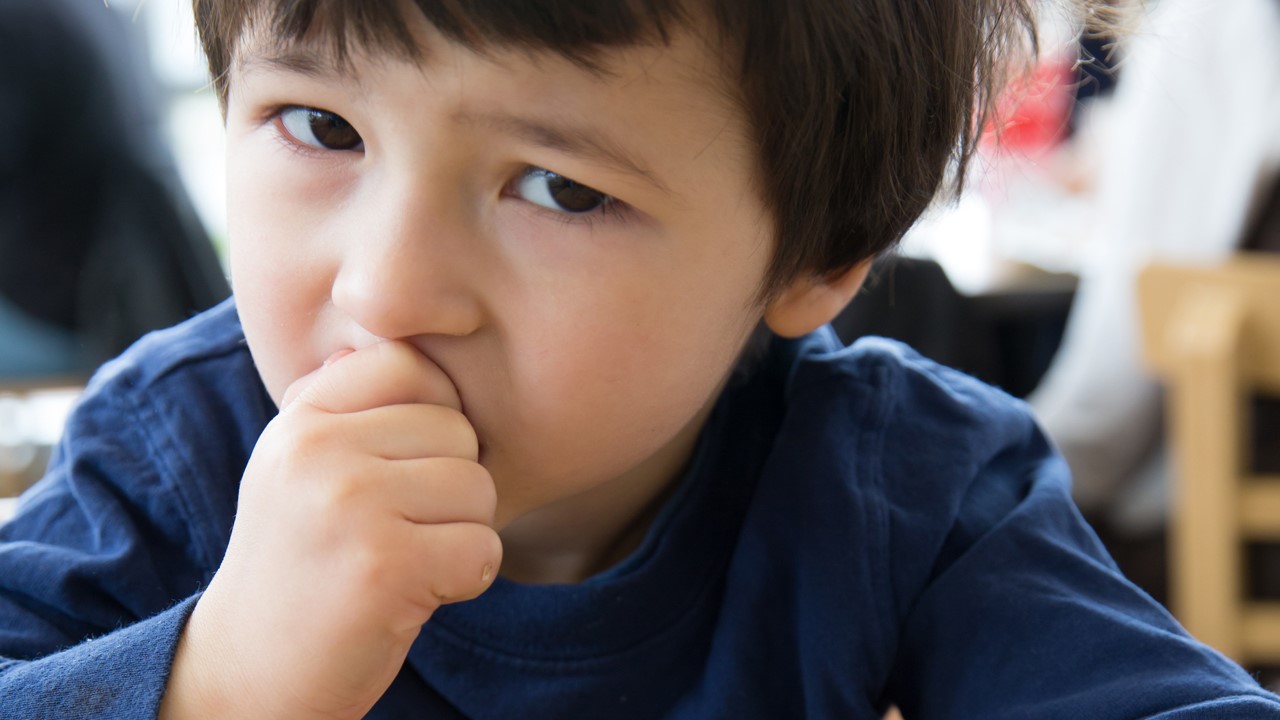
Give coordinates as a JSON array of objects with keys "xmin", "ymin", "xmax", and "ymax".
[
  {"xmin": 774, "ymin": 328, "xmax": 1069, "ymax": 575},
  {"xmin": 63, "ymin": 297, "xmax": 271, "ymax": 475},
  {"xmin": 788, "ymin": 329, "xmax": 1063, "ymax": 507},
  {"xmin": 83, "ymin": 297, "xmax": 255, "ymax": 398},
  {"xmin": 768, "ymin": 329, "xmax": 1077, "ymax": 633},
  {"xmin": 785, "ymin": 329, "xmax": 1040, "ymax": 452},
  {"xmin": 13, "ymin": 300, "xmax": 262, "ymax": 590}
]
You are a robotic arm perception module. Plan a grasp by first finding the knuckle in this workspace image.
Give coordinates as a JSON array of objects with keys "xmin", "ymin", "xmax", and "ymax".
[
  {"xmin": 432, "ymin": 458, "xmax": 495, "ymax": 522},
  {"xmin": 439, "ymin": 408, "xmax": 480, "ymax": 459},
  {"xmin": 297, "ymin": 371, "xmax": 346, "ymax": 413},
  {"xmin": 316, "ymin": 474, "xmax": 361, "ymax": 517},
  {"xmin": 280, "ymin": 412, "xmax": 333, "ymax": 454},
  {"xmin": 469, "ymin": 465, "xmax": 498, "ymax": 521},
  {"xmin": 481, "ymin": 527, "xmax": 504, "ymax": 569},
  {"xmin": 254, "ymin": 414, "xmax": 335, "ymax": 485},
  {"xmin": 349, "ymin": 543, "xmax": 394, "ymax": 592}
]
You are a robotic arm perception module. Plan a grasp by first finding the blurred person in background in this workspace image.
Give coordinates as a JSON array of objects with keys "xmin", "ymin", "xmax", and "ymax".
[
  {"xmin": 0, "ymin": 0, "xmax": 228, "ymax": 380},
  {"xmin": 1028, "ymin": 0, "xmax": 1280, "ymax": 597}
]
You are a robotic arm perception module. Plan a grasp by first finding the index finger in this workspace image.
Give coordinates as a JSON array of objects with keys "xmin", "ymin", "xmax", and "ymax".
[{"xmin": 283, "ymin": 341, "xmax": 462, "ymax": 415}]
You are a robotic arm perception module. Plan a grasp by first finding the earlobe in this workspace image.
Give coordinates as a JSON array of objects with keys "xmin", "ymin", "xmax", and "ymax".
[{"xmin": 763, "ymin": 259, "xmax": 873, "ymax": 338}]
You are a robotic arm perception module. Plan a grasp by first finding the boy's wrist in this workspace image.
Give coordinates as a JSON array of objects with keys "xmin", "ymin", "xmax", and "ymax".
[{"xmin": 159, "ymin": 596, "xmax": 264, "ymax": 720}]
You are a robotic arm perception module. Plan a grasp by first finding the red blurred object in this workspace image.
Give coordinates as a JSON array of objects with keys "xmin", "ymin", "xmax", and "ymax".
[{"xmin": 982, "ymin": 57, "xmax": 1076, "ymax": 157}]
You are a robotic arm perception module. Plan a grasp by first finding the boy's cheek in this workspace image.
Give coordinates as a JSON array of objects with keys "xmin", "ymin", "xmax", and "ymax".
[
  {"xmin": 232, "ymin": 268, "xmax": 330, "ymax": 407},
  {"xmin": 227, "ymin": 204, "xmax": 344, "ymax": 405}
]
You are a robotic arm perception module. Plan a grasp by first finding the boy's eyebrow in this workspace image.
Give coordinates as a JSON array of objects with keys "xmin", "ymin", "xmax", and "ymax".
[
  {"xmin": 452, "ymin": 110, "xmax": 672, "ymax": 196},
  {"xmin": 239, "ymin": 47, "xmax": 347, "ymax": 81}
]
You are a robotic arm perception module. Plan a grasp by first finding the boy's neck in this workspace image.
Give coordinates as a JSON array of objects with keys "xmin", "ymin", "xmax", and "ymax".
[{"xmin": 496, "ymin": 399, "xmax": 715, "ymax": 585}]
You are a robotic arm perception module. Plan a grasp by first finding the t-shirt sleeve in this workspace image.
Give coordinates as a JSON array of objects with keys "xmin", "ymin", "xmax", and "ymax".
[
  {"xmin": 870, "ymin": 350, "xmax": 1280, "ymax": 718},
  {"xmin": 0, "ymin": 597, "xmax": 197, "ymax": 718},
  {"xmin": 0, "ymin": 381, "xmax": 215, "ymax": 718}
]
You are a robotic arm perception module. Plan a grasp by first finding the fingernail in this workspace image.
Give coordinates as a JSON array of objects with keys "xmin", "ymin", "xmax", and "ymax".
[
  {"xmin": 481, "ymin": 564, "xmax": 493, "ymax": 583},
  {"xmin": 323, "ymin": 348, "xmax": 355, "ymax": 367}
]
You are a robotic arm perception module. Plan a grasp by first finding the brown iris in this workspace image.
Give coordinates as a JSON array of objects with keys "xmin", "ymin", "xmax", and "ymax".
[
  {"xmin": 301, "ymin": 109, "xmax": 361, "ymax": 150},
  {"xmin": 541, "ymin": 172, "xmax": 608, "ymax": 213}
]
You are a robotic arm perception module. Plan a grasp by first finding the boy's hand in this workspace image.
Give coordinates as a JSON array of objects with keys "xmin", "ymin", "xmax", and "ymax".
[{"xmin": 160, "ymin": 341, "xmax": 502, "ymax": 720}]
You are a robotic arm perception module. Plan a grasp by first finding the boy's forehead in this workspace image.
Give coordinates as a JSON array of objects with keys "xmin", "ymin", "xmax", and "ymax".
[
  {"xmin": 232, "ymin": 4, "xmax": 573, "ymax": 76},
  {"xmin": 232, "ymin": 19, "xmax": 400, "ymax": 80},
  {"xmin": 229, "ymin": 0, "xmax": 732, "ymax": 91},
  {"xmin": 228, "ymin": 5, "xmax": 755, "ymax": 203},
  {"xmin": 231, "ymin": 6, "xmax": 742, "ymax": 132}
]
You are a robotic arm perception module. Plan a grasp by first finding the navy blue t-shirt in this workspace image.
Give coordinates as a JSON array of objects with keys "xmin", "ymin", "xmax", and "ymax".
[{"xmin": 2, "ymin": 298, "xmax": 1278, "ymax": 718}]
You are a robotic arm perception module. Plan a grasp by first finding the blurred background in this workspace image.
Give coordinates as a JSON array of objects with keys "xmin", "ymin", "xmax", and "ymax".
[
  {"xmin": 0, "ymin": 0, "xmax": 229, "ymax": 501},
  {"xmin": 1, "ymin": 0, "xmax": 1278, "ymax": 686}
]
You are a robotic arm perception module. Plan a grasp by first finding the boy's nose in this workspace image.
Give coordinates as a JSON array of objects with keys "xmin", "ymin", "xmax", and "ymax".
[{"xmin": 330, "ymin": 182, "xmax": 485, "ymax": 341}]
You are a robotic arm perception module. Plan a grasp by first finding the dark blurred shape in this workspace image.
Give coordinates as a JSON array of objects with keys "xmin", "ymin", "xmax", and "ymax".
[
  {"xmin": 832, "ymin": 255, "xmax": 1073, "ymax": 399},
  {"xmin": 1072, "ymin": 27, "xmax": 1120, "ymax": 108},
  {"xmin": 0, "ymin": 0, "xmax": 229, "ymax": 380},
  {"xmin": 1245, "ymin": 195, "xmax": 1280, "ymax": 652},
  {"xmin": 1243, "ymin": 174, "xmax": 1280, "ymax": 255},
  {"xmin": 1243, "ymin": 178, "xmax": 1280, "ymax": 478}
]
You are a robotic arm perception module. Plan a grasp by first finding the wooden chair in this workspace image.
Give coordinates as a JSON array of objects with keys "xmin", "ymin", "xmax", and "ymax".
[{"xmin": 1138, "ymin": 253, "xmax": 1280, "ymax": 664}]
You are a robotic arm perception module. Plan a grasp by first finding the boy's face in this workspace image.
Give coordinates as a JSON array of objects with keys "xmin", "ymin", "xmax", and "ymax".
[{"xmin": 226, "ymin": 12, "xmax": 776, "ymax": 530}]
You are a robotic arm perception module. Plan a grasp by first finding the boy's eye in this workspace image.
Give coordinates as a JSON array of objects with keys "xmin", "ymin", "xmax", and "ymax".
[
  {"xmin": 513, "ymin": 168, "xmax": 613, "ymax": 214},
  {"xmin": 276, "ymin": 107, "xmax": 363, "ymax": 151}
]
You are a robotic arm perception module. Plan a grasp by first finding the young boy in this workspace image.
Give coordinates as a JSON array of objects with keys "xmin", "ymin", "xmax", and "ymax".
[{"xmin": 2, "ymin": 0, "xmax": 1279, "ymax": 717}]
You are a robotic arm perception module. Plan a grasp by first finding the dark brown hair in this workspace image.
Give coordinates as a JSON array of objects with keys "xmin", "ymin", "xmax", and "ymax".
[{"xmin": 193, "ymin": 0, "xmax": 1054, "ymax": 295}]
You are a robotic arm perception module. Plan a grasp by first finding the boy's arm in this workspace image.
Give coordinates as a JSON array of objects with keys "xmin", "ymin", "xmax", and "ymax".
[
  {"xmin": 878, "ymin": 388, "xmax": 1280, "ymax": 718},
  {"xmin": 1, "ymin": 341, "xmax": 499, "ymax": 719},
  {"xmin": 0, "ymin": 315, "xmax": 279, "ymax": 719},
  {"xmin": 0, "ymin": 597, "xmax": 198, "ymax": 719},
  {"xmin": 0, "ymin": 388, "xmax": 216, "ymax": 719}
]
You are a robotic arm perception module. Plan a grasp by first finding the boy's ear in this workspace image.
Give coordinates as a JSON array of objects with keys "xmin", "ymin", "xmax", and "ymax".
[{"xmin": 763, "ymin": 259, "xmax": 874, "ymax": 338}]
